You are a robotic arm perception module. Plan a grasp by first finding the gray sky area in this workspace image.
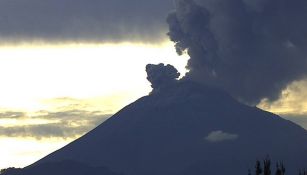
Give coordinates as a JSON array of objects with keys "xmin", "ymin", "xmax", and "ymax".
[{"xmin": 0, "ymin": 0, "xmax": 173, "ymax": 43}]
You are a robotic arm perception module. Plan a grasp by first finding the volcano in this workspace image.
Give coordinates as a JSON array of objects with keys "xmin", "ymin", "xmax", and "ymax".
[{"xmin": 5, "ymin": 65, "xmax": 307, "ymax": 175}]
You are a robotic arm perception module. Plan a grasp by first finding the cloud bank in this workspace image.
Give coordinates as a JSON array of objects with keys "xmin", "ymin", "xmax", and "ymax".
[
  {"xmin": 0, "ymin": 0, "xmax": 173, "ymax": 43},
  {"xmin": 0, "ymin": 110, "xmax": 111, "ymax": 139},
  {"xmin": 167, "ymin": 0, "xmax": 307, "ymax": 104}
]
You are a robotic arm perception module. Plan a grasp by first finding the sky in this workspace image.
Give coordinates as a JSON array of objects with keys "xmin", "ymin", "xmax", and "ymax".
[
  {"xmin": 0, "ymin": 42, "xmax": 188, "ymax": 169},
  {"xmin": 0, "ymin": 0, "xmax": 307, "ymax": 170}
]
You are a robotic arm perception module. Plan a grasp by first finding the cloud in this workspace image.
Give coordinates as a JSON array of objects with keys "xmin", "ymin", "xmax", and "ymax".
[
  {"xmin": 0, "ymin": 0, "xmax": 173, "ymax": 44},
  {"xmin": 256, "ymin": 80, "xmax": 307, "ymax": 130},
  {"xmin": 0, "ymin": 111, "xmax": 25, "ymax": 119},
  {"xmin": 167, "ymin": 0, "xmax": 307, "ymax": 105},
  {"xmin": 0, "ymin": 110, "xmax": 111, "ymax": 139},
  {"xmin": 205, "ymin": 130, "xmax": 238, "ymax": 142},
  {"xmin": 146, "ymin": 63, "xmax": 180, "ymax": 91},
  {"xmin": 258, "ymin": 80, "xmax": 307, "ymax": 115}
]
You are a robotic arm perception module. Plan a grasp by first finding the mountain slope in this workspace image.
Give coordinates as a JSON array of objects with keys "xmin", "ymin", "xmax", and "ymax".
[
  {"xmin": 27, "ymin": 81, "xmax": 307, "ymax": 175},
  {"xmin": 1, "ymin": 160, "xmax": 122, "ymax": 175}
]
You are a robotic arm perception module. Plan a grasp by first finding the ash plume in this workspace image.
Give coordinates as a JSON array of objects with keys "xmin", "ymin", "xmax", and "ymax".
[
  {"xmin": 146, "ymin": 63, "xmax": 180, "ymax": 91},
  {"xmin": 167, "ymin": 0, "xmax": 307, "ymax": 104}
]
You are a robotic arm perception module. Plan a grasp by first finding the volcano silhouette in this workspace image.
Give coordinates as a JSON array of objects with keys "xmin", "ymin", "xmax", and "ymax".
[{"xmin": 6, "ymin": 77, "xmax": 307, "ymax": 175}]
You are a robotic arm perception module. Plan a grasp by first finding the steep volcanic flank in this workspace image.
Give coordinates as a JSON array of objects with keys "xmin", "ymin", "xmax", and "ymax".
[{"xmin": 23, "ymin": 78, "xmax": 307, "ymax": 175}]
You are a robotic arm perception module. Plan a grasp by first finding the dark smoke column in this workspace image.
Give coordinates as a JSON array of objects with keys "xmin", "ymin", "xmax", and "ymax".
[{"xmin": 167, "ymin": 0, "xmax": 307, "ymax": 105}]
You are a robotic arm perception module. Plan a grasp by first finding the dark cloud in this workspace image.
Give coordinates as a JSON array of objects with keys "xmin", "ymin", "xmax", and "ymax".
[
  {"xmin": 146, "ymin": 63, "xmax": 180, "ymax": 91},
  {"xmin": 167, "ymin": 0, "xmax": 307, "ymax": 104},
  {"xmin": 0, "ymin": 110, "xmax": 111, "ymax": 139},
  {"xmin": 0, "ymin": 0, "xmax": 173, "ymax": 43}
]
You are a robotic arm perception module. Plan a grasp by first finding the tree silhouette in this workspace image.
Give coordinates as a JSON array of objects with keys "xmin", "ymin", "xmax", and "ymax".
[
  {"xmin": 276, "ymin": 164, "xmax": 282, "ymax": 175},
  {"xmin": 250, "ymin": 158, "xmax": 290, "ymax": 175},
  {"xmin": 263, "ymin": 157, "xmax": 271, "ymax": 175},
  {"xmin": 256, "ymin": 160, "xmax": 263, "ymax": 175},
  {"xmin": 299, "ymin": 169, "xmax": 307, "ymax": 175},
  {"xmin": 275, "ymin": 162, "xmax": 285, "ymax": 175},
  {"xmin": 280, "ymin": 163, "xmax": 286, "ymax": 175}
]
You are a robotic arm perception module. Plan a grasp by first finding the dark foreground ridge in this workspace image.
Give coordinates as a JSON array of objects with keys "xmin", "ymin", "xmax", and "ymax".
[
  {"xmin": 1, "ymin": 160, "xmax": 122, "ymax": 175},
  {"xmin": 4, "ymin": 78, "xmax": 307, "ymax": 175}
]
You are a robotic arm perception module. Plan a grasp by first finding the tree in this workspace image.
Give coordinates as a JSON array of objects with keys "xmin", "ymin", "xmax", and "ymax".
[
  {"xmin": 256, "ymin": 160, "xmax": 263, "ymax": 175},
  {"xmin": 280, "ymin": 163, "xmax": 286, "ymax": 175},
  {"xmin": 299, "ymin": 169, "xmax": 307, "ymax": 175},
  {"xmin": 275, "ymin": 162, "xmax": 285, "ymax": 175},
  {"xmin": 251, "ymin": 157, "xmax": 287, "ymax": 175},
  {"xmin": 276, "ymin": 163, "xmax": 282, "ymax": 175},
  {"xmin": 263, "ymin": 157, "xmax": 271, "ymax": 175}
]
